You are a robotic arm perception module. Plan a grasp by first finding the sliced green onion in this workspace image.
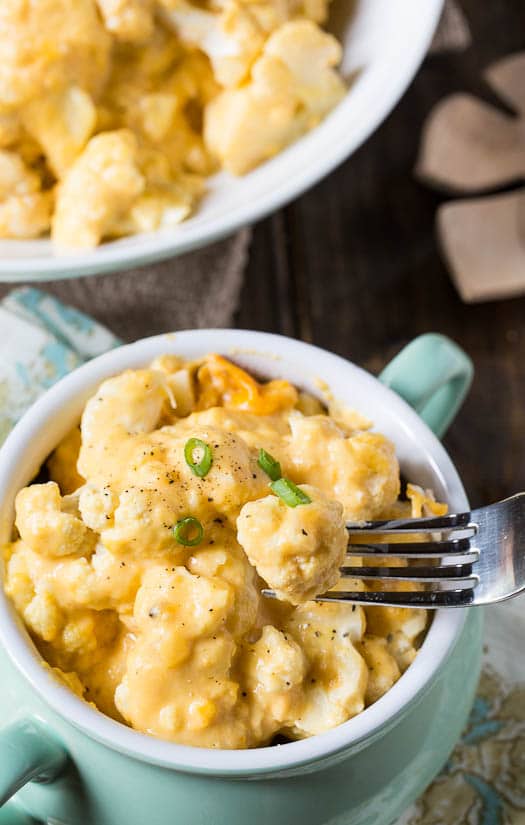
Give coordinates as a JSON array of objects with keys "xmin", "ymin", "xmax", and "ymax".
[
  {"xmin": 184, "ymin": 438, "xmax": 213, "ymax": 478},
  {"xmin": 270, "ymin": 478, "xmax": 311, "ymax": 507},
  {"xmin": 257, "ymin": 448, "xmax": 282, "ymax": 481},
  {"xmin": 173, "ymin": 516, "xmax": 204, "ymax": 547}
]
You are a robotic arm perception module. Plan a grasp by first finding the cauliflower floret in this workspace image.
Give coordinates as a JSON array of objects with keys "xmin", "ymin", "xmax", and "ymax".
[
  {"xmin": 21, "ymin": 87, "xmax": 96, "ymax": 178},
  {"xmin": 6, "ymin": 540, "xmax": 141, "ymax": 615},
  {"xmin": 109, "ymin": 177, "xmax": 203, "ymax": 236},
  {"xmin": 162, "ymin": 1, "xmax": 265, "ymax": 88},
  {"xmin": 242, "ymin": 625, "xmax": 307, "ymax": 740},
  {"xmin": 59, "ymin": 608, "xmax": 119, "ymax": 657},
  {"xmin": 150, "ymin": 424, "xmax": 269, "ymax": 519},
  {"xmin": 99, "ymin": 483, "xmax": 189, "ymax": 559},
  {"xmin": 237, "ymin": 484, "xmax": 347, "ymax": 604},
  {"xmin": 385, "ymin": 630, "xmax": 419, "ymax": 673},
  {"xmin": 0, "ymin": 0, "xmax": 111, "ymax": 110},
  {"xmin": 0, "ymin": 191, "xmax": 52, "ymax": 239},
  {"xmin": 357, "ymin": 635, "xmax": 401, "ymax": 705},
  {"xmin": 115, "ymin": 565, "xmax": 250, "ymax": 748},
  {"xmin": 187, "ymin": 535, "xmax": 261, "ymax": 636},
  {"xmin": 0, "ymin": 113, "xmax": 20, "ymax": 148},
  {"xmin": 364, "ymin": 560, "xmax": 428, "ymax": 665},
  {"xmin": 0, "ymin": 150, "xmax": 40, "ymax": 199},
  {"xmin": 294, "ymin": 0, "xmax": 331, "ymax": 23},
  {"xmin": 365, "ymin": 600, "xmax": 427, "ymax": 653},
  {"xmin": 203, "ymin": 0, "xmax": 331, "ymax": 31},
  {"xmin": 15, "ymin": 482, "xmax": 95, "ymax": 558},
  {"xmin": 263, "ymin": 18, "xmax": 344, "ymax": 112},
  {"xmin": 78, "ymin": 485, "xmax": 118, "ymax": 532},
  {"xmin": 362, "ymin": 555, "xmax": 427, "ymax": 652},
  {"xmin": 133, "ymin": 94, "xmax": 179, "ymax": 144},
  {"xmin": 284, "ymin": 601, "xmax": 368, "ymax": 737},
  {"xmin": 4, "ymin": 542, "xmax": 35, "ymax": 613},
  {"xmin": 96, "ymin": 0, "xmax": 155, "ymax": 42},
  {"xmin": 204, "ymin": 20, "xmax": 345, "ymax": 174},
  {"xmin": 287, "ymin": 415, "xmax": 400, "ymax": 521},
  {"xmin": 78, "ymin": 368, "xmax": 171, "ymax": 479},
  {"xmin": 51, "ymin": 130, "xmax": 145, "ymax": 250},
  {"xmin": 23, "ymin": 591, "xmax": 64, "ymax": 643},
  {"xmin": 175, "ymin": 406, "xmax": 292, "ymax": 465}
]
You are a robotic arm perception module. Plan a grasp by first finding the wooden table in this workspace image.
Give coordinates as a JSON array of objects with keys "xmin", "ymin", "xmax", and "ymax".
[{"xmin": 237, "ymin": 0, "xmax": 525, "ymax": 509}]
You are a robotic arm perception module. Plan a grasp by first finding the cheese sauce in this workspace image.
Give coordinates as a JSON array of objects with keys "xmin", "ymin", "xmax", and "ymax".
[{"xmin": 3, "ymin": 354, "xmax": 444, "ymax": 748}]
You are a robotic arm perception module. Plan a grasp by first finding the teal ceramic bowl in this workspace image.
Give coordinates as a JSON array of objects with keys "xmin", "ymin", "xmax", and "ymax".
[{"xmin": 0, "ymin": 330, "xmax": 480, "ymax": 825}]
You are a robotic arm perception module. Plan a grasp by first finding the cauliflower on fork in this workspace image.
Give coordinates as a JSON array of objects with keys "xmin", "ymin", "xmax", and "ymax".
[
  {"xmin": 237, "ymin": 484, "xmax": 347, "ymax": 604},
  {"xmin": 51, "ymin": 130, "xmax": 145, "ymax": 250}
]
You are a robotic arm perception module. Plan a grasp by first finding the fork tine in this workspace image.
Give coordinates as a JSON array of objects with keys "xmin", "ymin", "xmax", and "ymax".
[
  {"xmin": 346, "ymin": 537, "xmax": 473, "ymax": 557},
  {"xmin": 340, "ymin": 562, "xmax": 476, "ymax": 582},
  {"xmin": 312, "ymin": 588, "xmax": 477, "ymax": 608},
  {"xmin": 346, "ymin": 511, "xmax": 473, "ymax": 533}
]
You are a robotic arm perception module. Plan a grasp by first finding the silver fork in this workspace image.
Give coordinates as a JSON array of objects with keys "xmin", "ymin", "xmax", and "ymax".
[{"xmin": 264, "ymin": 494, "xmax": 525, "ymax": 608}]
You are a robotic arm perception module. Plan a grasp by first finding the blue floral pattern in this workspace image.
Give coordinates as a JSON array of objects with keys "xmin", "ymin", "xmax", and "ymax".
[
  {"xmin": 0, "ymin": 288, "xmax": 121, "ymax": 445},
  {"xmin": 406, "ymin": 665, "xmax": 525, "ymax": 825}
]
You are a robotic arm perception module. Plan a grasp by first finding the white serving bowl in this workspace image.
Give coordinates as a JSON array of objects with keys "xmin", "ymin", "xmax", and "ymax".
[{"xmin": 0, "ymin": 0, "xmax": 444, "ymax": 282}]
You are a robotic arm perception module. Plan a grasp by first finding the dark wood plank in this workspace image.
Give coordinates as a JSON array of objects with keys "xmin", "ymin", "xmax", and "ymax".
[{"xmin": 237, "ymin": 1, "xmax": 525, "ymax": 507}]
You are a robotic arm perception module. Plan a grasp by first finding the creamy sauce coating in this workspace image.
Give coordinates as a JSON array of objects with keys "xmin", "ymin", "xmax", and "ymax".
[{"xmin": 3, "ymin": 354, "xmax": 445, "ymax": 748}]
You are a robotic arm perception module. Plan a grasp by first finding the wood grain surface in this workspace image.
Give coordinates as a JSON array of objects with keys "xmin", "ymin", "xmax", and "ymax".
[{"xmin": 237, "ymin": 0, "xmax": 525, "ymax": 508}]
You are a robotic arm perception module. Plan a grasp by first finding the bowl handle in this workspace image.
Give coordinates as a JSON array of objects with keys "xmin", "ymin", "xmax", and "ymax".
[
  {"xmin": 379, "ymin": 333, "xmax": 473, "ymax": 439},
  {"xmin": 0, "ymin": 719, "xmax": 67, "ymax": 808}
]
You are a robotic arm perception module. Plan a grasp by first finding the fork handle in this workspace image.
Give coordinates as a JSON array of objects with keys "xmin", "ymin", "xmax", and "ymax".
[{"xmin": 379, "ymin": 334, "xmax": 473, "ymax": 438}]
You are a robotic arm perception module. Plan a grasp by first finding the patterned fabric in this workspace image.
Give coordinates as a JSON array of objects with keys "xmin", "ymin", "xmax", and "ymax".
[
  {"xmin": 0, "ymin": 288, "xmax": 120, "ymax": 444},
  {"xmin": 399, "ymin": 601, "xmax": 525, "ymax": 825},
  {"xmin": 1, "ymin": 288, "xmax": 523, "ymax": 825}
]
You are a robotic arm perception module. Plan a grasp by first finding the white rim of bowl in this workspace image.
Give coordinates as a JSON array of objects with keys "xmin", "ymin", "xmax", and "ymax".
[
  {"xmin": 0, "ymin": 0, "xmax": 444, "ymax": 280},
  {"xmin": 0, "ymin": 330, "xmax": 468, "ymax": 775}
]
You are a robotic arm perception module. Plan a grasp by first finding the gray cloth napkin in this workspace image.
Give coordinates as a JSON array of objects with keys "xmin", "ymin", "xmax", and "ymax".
[{"xmin": 0, "ymin": 229, "xmax": 251, "ymax": 340}]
